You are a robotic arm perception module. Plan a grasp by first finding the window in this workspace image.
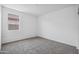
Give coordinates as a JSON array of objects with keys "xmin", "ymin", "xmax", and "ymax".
[{"xmin": 8, "ymin": 13, "xmax": 19, "ymax": 30}]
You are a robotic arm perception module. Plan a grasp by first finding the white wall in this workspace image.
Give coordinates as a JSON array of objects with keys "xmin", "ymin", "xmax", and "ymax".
[
  {"xmin": 38, "ymin": 5, "xmax": 79, "ymax": 47},
  {"xmin": 2, "ymin": 7, "xmax": 37, "ymax": 43},
  {"xmin": 0, "ymin": 5, "xmax": 2, "ymax": 50},
  {"xmin": 1, "ymin": 5, "xmax": 79, "ymax": 49}
]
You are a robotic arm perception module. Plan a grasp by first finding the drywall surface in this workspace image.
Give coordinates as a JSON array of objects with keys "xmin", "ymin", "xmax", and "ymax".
[
  {"xmin": 0, "ymin": 5, "xmax": 1, "ymax": 50},
  {"xmin": 2, "ymin": 7, "xmax": 37, "ymax": 43},
  {"xmin": 38, "ymin": 6, "xmax": 79, "ymax": 47}
]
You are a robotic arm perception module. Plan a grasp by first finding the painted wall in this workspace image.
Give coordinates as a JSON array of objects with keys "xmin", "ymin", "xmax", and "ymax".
[
  {"xmin": 1, "ymin": 5, "xmax": 79, "ymax": 49},
  {"xmin": 0, "ymin": 5, "xmax": 1, "ymax": 50},
  {"xmin": 2, "ymin": 7, "xmax": 37, "ymax": 43},
  {"xmin": 38, "ymin": 5, "xmax": 79, "ymax": 47}
]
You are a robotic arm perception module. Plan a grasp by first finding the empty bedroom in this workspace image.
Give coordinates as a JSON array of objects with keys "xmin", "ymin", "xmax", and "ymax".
[{"xmin": 0, "ymin": 4, "xmax": 79, "ymax": 54}]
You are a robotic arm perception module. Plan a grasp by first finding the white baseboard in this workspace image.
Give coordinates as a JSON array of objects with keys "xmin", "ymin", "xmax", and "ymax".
[
  {"xmin": 39, "ymin": 35, "xmax": 77, "ymax": 48},
  {"xmin": 2, "ymin": 36, "xmax": 38, "ymax": 44}
]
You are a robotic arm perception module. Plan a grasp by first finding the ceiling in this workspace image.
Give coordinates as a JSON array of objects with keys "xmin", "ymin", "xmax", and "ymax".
[{"xmin": 3, "ymin": 4, "xmax": 75, "ymax": 16}]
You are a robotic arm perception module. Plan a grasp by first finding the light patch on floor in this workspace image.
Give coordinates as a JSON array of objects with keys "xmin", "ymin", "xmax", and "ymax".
[{"xmin": 1, "ymin": 37, "xmax": 78, "ymax": 54}]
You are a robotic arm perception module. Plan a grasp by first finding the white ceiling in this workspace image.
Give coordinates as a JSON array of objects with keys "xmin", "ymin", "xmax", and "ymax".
[{"xmin": 3, "ymin": 4, "xmax": 75, "ymax": 16}]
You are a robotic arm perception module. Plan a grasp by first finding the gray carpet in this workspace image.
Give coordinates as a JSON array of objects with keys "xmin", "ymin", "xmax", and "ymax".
[{"xmin": 1, "ymin": 37, "xmax": 78, "ymax": 54}]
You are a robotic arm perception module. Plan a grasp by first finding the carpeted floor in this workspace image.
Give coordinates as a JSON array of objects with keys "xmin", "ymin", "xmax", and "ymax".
[{"xmin": 1, "ymin": 37, "xmax": 78, "ymax": 54}]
